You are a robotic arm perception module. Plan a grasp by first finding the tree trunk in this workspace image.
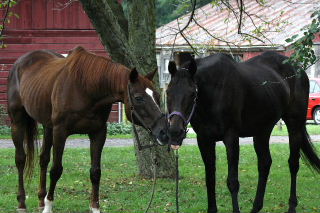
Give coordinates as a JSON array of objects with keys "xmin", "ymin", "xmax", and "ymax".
[
  {"xmin": 127, "ymin": 0, "xmax": 176, "ymax": 178},
  {"xmin": 80, "ymin": 0, "xmax": 176, "ymax": 178}
]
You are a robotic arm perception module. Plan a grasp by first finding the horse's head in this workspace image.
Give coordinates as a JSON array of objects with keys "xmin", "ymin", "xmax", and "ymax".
[
  {"xmin": 167, "ymin": 55, "xmax": 197, "ymax": 150},
  {"xmin": 124, "ymin": 68, "xmax": 169, "ymax": 145}
]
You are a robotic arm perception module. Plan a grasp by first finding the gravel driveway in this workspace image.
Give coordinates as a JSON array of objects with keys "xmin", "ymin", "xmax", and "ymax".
[{"xmin": 1, "ymin": 135, "xmax": 320, "ymax": 148}]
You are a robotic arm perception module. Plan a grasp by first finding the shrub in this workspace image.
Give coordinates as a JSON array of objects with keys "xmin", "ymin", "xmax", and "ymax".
[
  {"xmin": 107, "ymin": 122, "xmax": 132, "ymax": 135},
  {"xmin": 0, "ymin": 122, "xmax": 132, "ymax": 136},
  {"xmin": 0, "ymin": 125, "xmax": 11, "ymax": 135}
]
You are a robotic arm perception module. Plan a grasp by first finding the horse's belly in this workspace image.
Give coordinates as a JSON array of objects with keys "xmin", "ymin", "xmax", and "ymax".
[
  {"xmin": 22, "ymin": 98, "xmax": 53, "ymax": 126},
  {"xmin": 238, "ymin": 111, "xmax": 280, "ymax": 136},
  {"xmin": 63, "ymin": 111, "xmax": 108, "ymax": 134},
  {"xmin": 19, "ymin": 76, "xmax": 54, "ymax": 125}
]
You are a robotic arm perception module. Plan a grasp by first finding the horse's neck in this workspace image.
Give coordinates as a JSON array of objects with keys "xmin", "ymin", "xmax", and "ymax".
[{"xmin": 95, "ymin": 65, "xmax": 129, "ymax": 103}]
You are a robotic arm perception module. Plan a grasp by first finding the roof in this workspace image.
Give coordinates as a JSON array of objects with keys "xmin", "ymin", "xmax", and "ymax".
[{"xmin": 156, "ymin": 0, "xmax": 320, "ymax": 50}]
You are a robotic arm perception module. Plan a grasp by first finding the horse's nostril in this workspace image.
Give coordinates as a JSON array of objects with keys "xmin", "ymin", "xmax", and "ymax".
[
  {"xmin": 157, "ymin": 129, "xmax": 169, "ymax": 145},
  {"xmin": 160, "ymin": 129, "xmax": 166, "ymax": 136}
]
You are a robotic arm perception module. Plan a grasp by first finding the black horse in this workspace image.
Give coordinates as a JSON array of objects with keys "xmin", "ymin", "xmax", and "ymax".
[{"xmin": 166, "ymin": 52, "xmax": 320, "ymax": 213}]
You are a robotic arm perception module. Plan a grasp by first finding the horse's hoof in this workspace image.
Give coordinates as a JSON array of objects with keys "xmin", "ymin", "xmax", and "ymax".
[
  {"xmin": 38, "ymin": 206, "xmax": 44, "ymax": 213},
  {"xmin": 42, "ymin": 209, "xmax": 53, "ymax": 213},
  {"xmin": 90, "ymin": 207, "xmax": 101, "ymax": 213},
  {"xmin": 17, "ymin": 208, "xmax": 27, "ymax": 213}
]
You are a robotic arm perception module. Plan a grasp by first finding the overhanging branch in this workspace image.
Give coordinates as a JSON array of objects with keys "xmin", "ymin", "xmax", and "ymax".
[
  {"xmin": 80, "ymin": 0, "xmax": 132, "ymax": 66},
  {"xmin": 0, "ymin": 0, "xmax": 12, "ymax": 47}
]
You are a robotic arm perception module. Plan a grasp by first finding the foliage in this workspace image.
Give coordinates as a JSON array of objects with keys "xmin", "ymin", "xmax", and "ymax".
[
  {"xmin": 0, "ymin": 125, "xmax": 10, "ymax": 135},
  {"xmin": 187, "ymin": 123, "xmax": 320, "ymax": 138},
  {"xmin": 1, "ymin": 144, "xmax": 320, "ymax": 212},
  {"xmin": 284, "ymin": 10, "xmax": 320, "ymax": 73},
  {"xmin": 0, "ymin": 122, "xmax": 131, "ymax": 137},
  {"xmin": 0, "ymin": 104, "xmax": 8, "ymax": 125},
  {"xmin": 0, "ymin": 0, "xmax": 18, "ymax": 48},
  {"xmin": 107, "ymin": 122, "xmax": 132, "ymax": 135},
  {"xmin": 155, "ymin": 0, "xmax": 212, "ymax": 27}
]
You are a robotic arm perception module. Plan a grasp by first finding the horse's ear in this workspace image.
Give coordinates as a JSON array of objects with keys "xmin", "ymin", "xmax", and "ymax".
[
  {"xmin": 129, "ymin": 68, "xmax": 139, "ymax": 83},
  {"xmin": 145, "ymin": 68, "xmax": 157, "ymax": 81},
  {"xmin": 168, "ymin": 61, "xmax": 177, "ymax": 76},
  {"xmin": 187, "ymin": 58, "xmax": 197, "ymax": 77}
]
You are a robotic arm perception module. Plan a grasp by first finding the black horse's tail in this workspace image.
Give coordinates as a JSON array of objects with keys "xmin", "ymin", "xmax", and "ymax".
[
  {"xmin": 24, "ymin": 115, "xmax": 38, "ymax": 179},
  {"xmin": 300, "ymin": 127, "xmax": 320, "ymax": 173}
]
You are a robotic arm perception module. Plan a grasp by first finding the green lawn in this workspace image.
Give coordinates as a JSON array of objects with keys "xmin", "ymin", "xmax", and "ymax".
[
  {"xmin": 1, "ymin": 144, "xmax": 320, "ymax": 213},
  {"xmin": 0, "ymin": 134, "xmax": 133, "ymax": 140},
  {"xmin": 0, "ymin": 124, "xmax": 319, "ymax": 139},
  {"xmin": 187, "ymin": 124, "xmax": 320, "ymax": 138}
]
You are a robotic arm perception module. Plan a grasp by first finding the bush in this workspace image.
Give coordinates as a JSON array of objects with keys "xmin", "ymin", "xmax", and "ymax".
[
  {"xmin": 0, "ymin": 125, "xmax": 11, "ymax": 135},
  {"xmin": 107, "ymin": 122, "xmax": 132, "ymax": 135},
  {"xmin": 0, "ymin": 122, "xmax": 132, "ymax": 136}
]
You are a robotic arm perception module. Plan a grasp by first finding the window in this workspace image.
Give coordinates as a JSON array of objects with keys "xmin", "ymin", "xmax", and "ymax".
[
  {"xmin": 314, "ymin": 82, "xmax": 320, "ymax": 93},
  {"xmin": 310, "ymin": 80, "xmax": 320, "ymax": 94},
  {"xmin": 310, "ymin": 80, "xmax": 316, "ymax": 93},
  {"xmin": 315, "ymin": 45, "xmax": 320, "ymax": 78}
]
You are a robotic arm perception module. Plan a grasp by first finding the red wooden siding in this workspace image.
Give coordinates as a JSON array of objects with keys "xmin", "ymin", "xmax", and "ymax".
[
  {"xmin": 0, "ymin": 0, "xmax": 122, "ymax": 123},
  {"xmin": 243, "ymin": 50, "xmax": 294, "ymax": 61}
]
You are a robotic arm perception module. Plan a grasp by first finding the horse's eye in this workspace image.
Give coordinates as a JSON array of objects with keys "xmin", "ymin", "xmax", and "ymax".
[{"xmin": 135, "ymin": 96, "xmax": 144, "ymax": 102}]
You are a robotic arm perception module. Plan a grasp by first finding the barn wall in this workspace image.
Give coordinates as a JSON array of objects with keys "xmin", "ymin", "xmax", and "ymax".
[
  {"xmin": 0, "ymin": 0, "xmax": 122, "ymax": 123},
  {"xmin": 243, "ymin": 51, "xmax": 290, "ymax": 61}
]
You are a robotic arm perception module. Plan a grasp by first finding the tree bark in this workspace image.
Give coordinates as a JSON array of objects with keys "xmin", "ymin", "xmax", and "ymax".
[{"xmin": 80, "ymin": 0, "xmax": 176, "ymax": 178}]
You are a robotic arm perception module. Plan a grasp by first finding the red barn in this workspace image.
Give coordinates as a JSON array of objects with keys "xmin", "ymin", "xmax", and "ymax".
[{"xmin": 0, "ymin": 0, "xmax": 123, "ymax": 123}]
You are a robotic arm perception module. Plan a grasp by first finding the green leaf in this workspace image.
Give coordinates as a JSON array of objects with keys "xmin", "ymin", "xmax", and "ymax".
[{"xmin": 285, "ymin": 38, "xmax": 292, "ymax": 43}]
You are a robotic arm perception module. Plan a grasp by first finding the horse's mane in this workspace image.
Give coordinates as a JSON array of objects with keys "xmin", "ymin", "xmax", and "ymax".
[{"xmin": 64, "ymin": 46, "xmax": 130, "ymax": 96}]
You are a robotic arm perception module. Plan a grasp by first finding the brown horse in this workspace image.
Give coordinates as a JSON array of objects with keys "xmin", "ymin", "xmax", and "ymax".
[{"xmin": 7, "ymin": 46, "xmax": 168, "ymax": 213}]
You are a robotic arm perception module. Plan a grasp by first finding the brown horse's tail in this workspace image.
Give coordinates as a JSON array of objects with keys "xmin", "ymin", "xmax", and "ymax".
[
  {"xmin": 300, "ymin": 127, "xmax": 320, "ymax": 173},
  {"xmin": 24, "ymin": 115, "xmax": 38, "ymax": 179}
]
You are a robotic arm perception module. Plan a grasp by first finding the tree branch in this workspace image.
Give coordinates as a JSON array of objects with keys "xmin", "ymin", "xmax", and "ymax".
[
  {"xmin": 193, "ymin": 18, "xmax": 241, "ymax": 50},
  {"xmin": 0, "ymin": 0, "xmax": 12, "ymax": 47},
  {"xmin": 179, "ymin": 0, "xmax": 196, "ymax": 33},
  {"xmin": 80, "ymin": 0, "xmax": 131, "ymax": 66}
]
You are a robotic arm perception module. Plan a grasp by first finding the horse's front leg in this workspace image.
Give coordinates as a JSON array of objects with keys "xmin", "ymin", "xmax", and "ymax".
[
  {"xmin": 197, "ymin": 134, "xmax": 217, "ymax": 213},
  {"xmin": 88, "ymin": 125, "xmax": 107, "ymax": 213},
  {"xmin": 223, "ymin": 130, "xmax": 240, "ymax": 213},
  {"xmin": 251, "ymin": 128, "xmax": 273, "ymax": 213},
  {"xmin": 43, "ymin": 125, "xmax": 67, "ymax": 213}
]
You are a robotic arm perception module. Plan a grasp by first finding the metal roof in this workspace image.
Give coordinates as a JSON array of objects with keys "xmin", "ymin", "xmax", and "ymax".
[{"xmin": 156, "ymin": 0, "xmax": 320, "ymax": 49}]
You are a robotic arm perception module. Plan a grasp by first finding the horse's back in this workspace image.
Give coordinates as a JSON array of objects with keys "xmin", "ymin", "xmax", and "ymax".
[
  {"xmin": 8, "ymin": 50, "xmax": 65, "ymax": 125},
  {"xmin": 252, "ymin": 52, "xmax": 310, "ymax": 120},
  {"xmin": 242, "ymin": 51, "xmax": 309, "ymax": 106},
  {"xmin": 193, "ymin": 52, "xmax": 308, "ymax": 137}
]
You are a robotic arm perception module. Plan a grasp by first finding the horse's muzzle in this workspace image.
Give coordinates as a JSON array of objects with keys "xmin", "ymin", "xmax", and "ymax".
[
  {"xmin": 156, "ymin": 129, "xmax": 169, "ymax": 145},
  {"xmin": 168, "ymin": 126, "xmax": 186, "ymax": 150},
  {"xmin": 171, "ymin": 145, "xmax": 180, "ymax": 150}
]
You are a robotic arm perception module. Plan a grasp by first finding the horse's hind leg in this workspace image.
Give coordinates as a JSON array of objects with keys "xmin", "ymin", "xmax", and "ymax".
[
  {"xmin": 9, "ymin": 108, "xmax": 28, "ymax": 212},
  {"xmin": 283, "ymin": 117, "xmax": 303, "ymax": 213},
  {"xmin": 38, "ymin": 127, "xmax": 53, "ymax": 209},
  {"xmin": 88, "ymin": 124, "xmax": 107, "ymax": 213},
  {"xmin": 251, "ymin": 127, "xmax": 273, "ymax": 213}
]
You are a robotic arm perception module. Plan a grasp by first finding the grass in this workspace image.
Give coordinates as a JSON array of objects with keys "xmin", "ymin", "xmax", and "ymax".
[
  {"xmin": 0, "ymin": 124, "xmax": 318, "ymax": 140},
  {"xmin": 0, "ymin": 134, "xmax": 133, "ymax": 140},
  {"xmin": 187, "ymin": 124, "xmax": 320, "ymax": 138},
  {"xmin": 1, "ymin": 144, "xmax": 320, "ymax": 213}
]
